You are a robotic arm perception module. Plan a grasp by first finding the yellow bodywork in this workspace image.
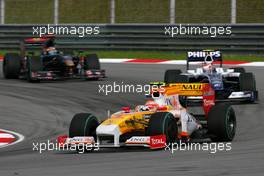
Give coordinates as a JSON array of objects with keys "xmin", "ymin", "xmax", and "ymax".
[{"xmin": 101, "ymin": 111, "xmax": 154, "ymax": 134}]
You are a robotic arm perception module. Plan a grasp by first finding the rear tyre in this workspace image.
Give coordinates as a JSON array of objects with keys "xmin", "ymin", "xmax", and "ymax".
[
  {"xmin": 231, "ymin": 67, "xmax": 246, "ymax": 73},
  {"xmin": 164, "ymin": 69, "xmax": 182, "ymax": 84},
  {"xmin": 69, "ymin": 113, "xmax": 99, "ymax": 139},
  {"xmin": 84, "ymin": 54, "xmax": 100, "ymax": 70},
  {"xmin": 3, "ymin": 53, "xmax": 21, "ymax": 79},
  {"xmin": 239, "ymin": 72, "xmax": 256, "ymax": 91},
  {"xmin": 27, "ymin": 56, "xmax": 42, "ymax": 82},
  {"xmin": 147, "ymin": 112, "xmax": 178, "ymax": 144},
  {"xmin": 208, "ymin": 104, "xmax": 236, "ymax": 142}
]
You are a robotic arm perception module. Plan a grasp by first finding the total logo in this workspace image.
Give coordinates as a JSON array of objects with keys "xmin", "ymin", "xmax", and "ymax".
[
  {"xmin": 151, "ymin": 138, "xmax": 165, "ymax": 145},
  {"xmin": 150, "ymin": 135, "xmax": 166, "ymax": 149}
]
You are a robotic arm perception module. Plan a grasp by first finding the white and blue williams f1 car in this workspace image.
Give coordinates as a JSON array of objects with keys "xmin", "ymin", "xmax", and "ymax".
[{"xmin": 164, "ymin": 50, "xmax": 258, "ymax": 103}]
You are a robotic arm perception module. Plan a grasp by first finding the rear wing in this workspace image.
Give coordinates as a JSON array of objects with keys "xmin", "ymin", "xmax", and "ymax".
[
  {"xmin": 21, "ymin": 38, "xmax": 50, "ymax": 48},
  {"xmin": 20, "ymin": 38, "xmax": 47, "ymax": 56},
  {"xmin": 24, "ymin": 38, "xmax": 48, "ymax": 45},
  {"xmin": 187, "ymin": 50, "xmax": 222, "ymax": 70},
  {"xmin": 149, "ymin": 82, "xmax": 211, "ymax": 97},
  {"xmin": 22, "ymin": 34, "xmax": 55, "ymax": 47},
  {"xmin": 20, "ymin": 36, "xmax": 55, "ymax": 56},
  {"xmin": 158, "ymin": 83, "xmax": 215, "ymax": 116},
  {"xmin": 162, "ymin": 83, "xmax": 212, "ymax": 96}
]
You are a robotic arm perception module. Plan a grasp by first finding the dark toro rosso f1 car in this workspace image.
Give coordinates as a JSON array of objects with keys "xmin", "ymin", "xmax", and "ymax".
[
  {"xmin": 3, "ymin": 36, "xmax": 105, "ymax": 82},
  {"xmin": 164, "ymin": 50, "xmax": 258, "ymax": 103}
]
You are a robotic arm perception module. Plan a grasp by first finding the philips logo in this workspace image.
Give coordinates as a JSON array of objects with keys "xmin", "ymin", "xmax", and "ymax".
[{"xmin": 188, "ymin": 51, "xmax": 221, "ymax": 58}]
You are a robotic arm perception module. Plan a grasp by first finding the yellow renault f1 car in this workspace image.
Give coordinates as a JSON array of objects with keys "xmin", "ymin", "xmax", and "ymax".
[{"xmin": 58, "ymin": 83, "xmax": 236, "ymax": 151}]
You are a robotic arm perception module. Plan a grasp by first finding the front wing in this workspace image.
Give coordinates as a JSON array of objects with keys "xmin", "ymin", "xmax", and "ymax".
[
  {"xmin": 187, "ymin": 90, "xmax": 258, "ymax": 104},
  {"xmin": 27, "ymin": 69, "xmax": 106, "ymax": 81},
  {"xmin": 57, "ymin": 135, "xmax": 167, "ymax": 150}
]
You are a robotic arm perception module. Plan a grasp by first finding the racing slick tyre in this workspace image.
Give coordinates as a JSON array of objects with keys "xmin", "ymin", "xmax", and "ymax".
[
  {"xmin": 3, "ymin": 53, "xmax": 21, "ymax": 79},
  {"xmin": 147, "ymin": 112, "xmax": 178, "ymax": 144},
  {"xmin": 164, "ymin": 69, "xmax": 182, "ymax": 84},
  {"xmin": 231, "ymin": 67, "xmax": 246, "ymax": 73},
  {"xmin": 27, "ymin": 56, "xmax": 42, "ymax": 82},
  {"xmin": 84, "ymin": 54, "xmax": 100, "ymax": 70},
  {"xmin": 69, "ymin": 113, "xmax": 99, "ymax": 139},
  {"xmin": 208, "ymin": 104, "xmax": 236, "ymax": 142},
  {"xmin": 239, "ymin": 72, "xmax": 256, "ymax": 91}
]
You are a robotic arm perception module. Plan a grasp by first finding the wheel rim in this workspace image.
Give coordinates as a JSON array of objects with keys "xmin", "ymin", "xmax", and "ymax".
[{"xmin": 226, "ymin": 108, "xmax": 236, "ymax": 139}]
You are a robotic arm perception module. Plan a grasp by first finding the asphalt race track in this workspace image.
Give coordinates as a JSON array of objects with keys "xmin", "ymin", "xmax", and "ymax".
[{"xmin": 0, "ymin": 63, "xmax": 263, "ymax": 176}]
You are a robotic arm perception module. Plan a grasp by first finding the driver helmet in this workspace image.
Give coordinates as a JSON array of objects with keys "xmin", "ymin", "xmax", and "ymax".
[
  {"xmin": 151, "ymin": 93, "xmax": 167, "ymax": 107},
  {"xmin": 145, "ymin": 100, "xmax": 159, "ymax": 111},
  {"xmin": 202, "ymin": 63, "xmax": 213, "ymax": 73},
  {"xmin": 43, "ymin": 34, "xmax": 56, "ymax": 54},
  {"xmin": 202, "ymin": 55, "xmax": 214, "ymax": 73}
]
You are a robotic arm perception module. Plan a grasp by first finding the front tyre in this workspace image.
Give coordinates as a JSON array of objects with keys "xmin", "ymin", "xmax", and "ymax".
[
  {"xmin": 69, "ymin": 113, "xmax": 99, "ymax": 153},
  {"xmin": 147, "ymin": 112, "xmax": 178, "ymax": 144},
  {"xmin": 3, "ymin": 53, "xmax": 21, "ymax": 79},
  {"xmin": 69, "ymin": 113, "xmax": 99, "ymax": 139},
  {"xmin": 239, "ymin": 72, "xmax": 256, "ymax": 91}
]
